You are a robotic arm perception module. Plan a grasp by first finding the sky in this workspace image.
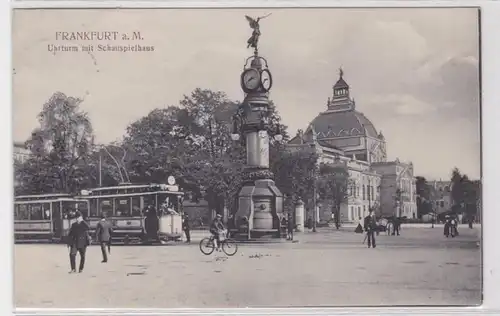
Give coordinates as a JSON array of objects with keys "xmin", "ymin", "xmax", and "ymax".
[{"xmin": 12, "ymin": 8, "xmax": 480, "ymax": 180}]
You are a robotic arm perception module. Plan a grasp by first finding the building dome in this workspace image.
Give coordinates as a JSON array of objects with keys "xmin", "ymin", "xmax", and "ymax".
[
  {"xmin": 307, "ymin": 109, "xmax": 379, "ymax": 139},
  {"xmin": 308, "ymin": 68, "xmax": 379, "ymax": 140}
]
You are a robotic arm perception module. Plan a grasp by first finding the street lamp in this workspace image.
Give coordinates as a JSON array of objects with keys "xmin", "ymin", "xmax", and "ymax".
[{"xmin": 231, "ymin": 118, "xmax": 241, "ymax": 141}]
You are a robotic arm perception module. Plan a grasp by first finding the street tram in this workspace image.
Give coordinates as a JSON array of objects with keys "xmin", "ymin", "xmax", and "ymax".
[
  {"xmin": 77, "ymin": 178, "xmax": 184, "ymax": 244},
  {"xmin": 14, "ymin": 194, "xmax": 90, "ymax": 243}
]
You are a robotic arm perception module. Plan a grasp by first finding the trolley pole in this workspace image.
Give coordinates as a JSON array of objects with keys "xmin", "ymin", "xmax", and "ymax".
[
  {"xmin": 99, "ymin": 148, "xmax": 102, "ymax": 187},
  {"xmin": 313, "ymin": 178, "xmax": 317, "ymax": 233}
]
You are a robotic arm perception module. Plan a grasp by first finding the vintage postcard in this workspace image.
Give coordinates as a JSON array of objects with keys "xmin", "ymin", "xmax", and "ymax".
[{"xmin": 12, "ymin": 8, "xmax": 481, "ymax": 308}]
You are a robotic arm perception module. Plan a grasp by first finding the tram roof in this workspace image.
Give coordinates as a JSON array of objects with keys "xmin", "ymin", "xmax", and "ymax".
[
  {"xmin": 15, "ymin": 193, "xmax": 75, "ymax": 200},
  {"xmin": 80, "ymin": 183, "xmax": 183, "ymax": 195},
  {"xmin": 88, "ymin": 184, "xmax": 157, "ymax": 191}
]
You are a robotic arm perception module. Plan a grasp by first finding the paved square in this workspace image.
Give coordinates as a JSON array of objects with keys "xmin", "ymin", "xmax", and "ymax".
[{"xmin": 14, "ymin": 225, "xmax": 481, "ymax": 308}]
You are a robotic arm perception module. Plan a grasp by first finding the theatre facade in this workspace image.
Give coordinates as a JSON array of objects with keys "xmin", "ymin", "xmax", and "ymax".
[{"xmin": 287, "ymin": 71, "xmax": 417, "ymax": 223}]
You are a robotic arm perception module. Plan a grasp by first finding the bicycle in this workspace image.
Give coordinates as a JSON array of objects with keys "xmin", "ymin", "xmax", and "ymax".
[{"xmin": 199, "ymin": 230, "xmax": 238, "ymax": 256}]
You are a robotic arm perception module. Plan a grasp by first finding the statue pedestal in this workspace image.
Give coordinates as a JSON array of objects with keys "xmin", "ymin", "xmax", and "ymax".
[{"xmin": 235, "ymin": 178, "xmax": 283, "ymax": 240}]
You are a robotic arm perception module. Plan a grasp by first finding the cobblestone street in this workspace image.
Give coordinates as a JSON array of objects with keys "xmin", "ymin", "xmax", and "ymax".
[{"xmin": 15, "ymin": 226, "xmax": 481, "ymax": 308}]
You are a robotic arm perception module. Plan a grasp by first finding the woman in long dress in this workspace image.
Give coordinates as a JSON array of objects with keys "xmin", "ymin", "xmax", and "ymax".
[{"xmin": 355, "ymin": 217, "xmax": 363, "ymax": 233}]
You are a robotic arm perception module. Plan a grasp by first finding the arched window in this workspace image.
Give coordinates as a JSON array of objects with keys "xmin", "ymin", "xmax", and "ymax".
[{"xmin": 362, "ymin": 185, "xmax": 366, "ymax": 200}]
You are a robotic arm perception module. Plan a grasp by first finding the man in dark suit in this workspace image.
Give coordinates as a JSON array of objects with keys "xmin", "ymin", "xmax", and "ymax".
[
  {"xmin": 392, "ymin": 217, "xmax": 401, "ymax": 236},
  {"xmin": 363, "ymin": 210, "xmax": 377, "ymax": 249},
  {"xmin": 182, "ymin": 214, "xmax": 191, "ymax": 243},
  {"xmin": 95, "ymin": 213, "xmax": 113, "ymax": 263},
  {"xmin": 67, "ymin": 211, "xmax": 90, "ymax": 273},
  {"xmin": 287, "ymin": 213, "xmax": 294, "ymax": 241}
]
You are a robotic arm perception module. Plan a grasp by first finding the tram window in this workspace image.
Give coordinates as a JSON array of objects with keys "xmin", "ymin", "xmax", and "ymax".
[
  {"xmin": 61, "ymin": 202, "xmax": 75, "ymax": 219},
  {"xmin": 101, "ymin": 199, "xmax": 113, "ymax": 216},
  {"xmin": 143, "ymin": 195, "xmax": 155, "ymax": 211},
  {"xmin": 77, "ymin": 202, "xmax": 90, "ymax": 218},
  {"xmin": 131, "ymin": 197, "xmax": 142, "ymax": 216},
  {"xmin": 89, "ymin": 199, "xmax": 99, "ymax": 217},
  {"xmin": 16, "ymin": 204, "xmax": 29, "ymax": 220},
  {"xmin": 30, "ymin": 204, "xmax": 44, "ymax": 220},
  {"xmin": 116, "ymin": 198, "xmax": 130, "ymax": 216},
  {"xmin": 157, "ymin": 194, "xmax": 179, "ymax": 214}
]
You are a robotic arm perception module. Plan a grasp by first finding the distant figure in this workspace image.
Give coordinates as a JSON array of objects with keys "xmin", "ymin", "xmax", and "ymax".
[
  {"xmin": 363, "ymin": 210, "xmax": 377, "ymax": 249},
  {"xmin": 392, "ymin": 217, "xmax": 401, "ymax": 236},
  {"xmin": 307, "ymin": 217, "xmax": 313, "ymax": 230},
  {"xmin": 210, "ymin": 214, "xmax": 225, "ymax": 250},
  {"xmin": 144, "ymin": 205, "xmax": 159, "ymax": 241},
  {"xmin": 444, "ymin": 216, "xmax": 451, "ymax": 237},
  {"xmin": 95, "ymin": 213, "xmax": 113, "ymax": 263},
  {"xmin": 468, "ymin": 217, "xmax": 473, "ymax": 229},
  {"xmin": 67, "ymin": 211, "xmax": 90, "ymax": 273},
  {"xmin": 450, "ymin": 217, "xmax": 458, "ymax": 237},
  {"xmin": 227, "ymin": 214, "xmax": 235, "ymax": 238},
  {"xmin": 287, "ymin": 213, "xmax": 294, "ymax": 241},
  {"xmin": 182, "ymin": 214, "xmax": 191, "ymax": 243},
  {"xmin": 355, "ymin": 217, "xmax": 363, "ymax": 234}
]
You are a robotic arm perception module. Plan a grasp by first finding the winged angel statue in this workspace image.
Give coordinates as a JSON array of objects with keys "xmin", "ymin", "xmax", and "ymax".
[{"xmin": 245, "ymin": 14, "xmax": 271, "ymax": 51}]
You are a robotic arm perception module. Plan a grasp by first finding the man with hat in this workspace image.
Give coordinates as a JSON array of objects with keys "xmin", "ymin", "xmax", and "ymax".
[
  {"xmin": 209, "ymin": 213, "xmax": 225, "ymax": 250},
  {"xmin": 67, "ymin": 211, "xmax": 91, "ymax": 273},
  {"xmin": 363, "ymin": 209, "xmax": 377, "ymax": 248},
  {"xmin": 182, "ymin": 214, "xmax": 191, "ymax": 243},
  {"xmin": 95, "ymin": 212, "xmax": 113, "ymax": 263}
]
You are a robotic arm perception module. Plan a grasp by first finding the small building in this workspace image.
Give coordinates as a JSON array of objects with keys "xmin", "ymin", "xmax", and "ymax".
[
  {"xmin": 428, "ymin": 180, "xmax": 453, "ymax": 215},
  {"xmin": 14, "ymin": 142, "xmax": 30, "ymax": 164}
]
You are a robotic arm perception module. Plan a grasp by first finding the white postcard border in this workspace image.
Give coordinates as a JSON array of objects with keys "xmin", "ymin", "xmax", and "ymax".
[{"xmin": 2, "ymin": 1, "xmax": 499, "ymax": 315}]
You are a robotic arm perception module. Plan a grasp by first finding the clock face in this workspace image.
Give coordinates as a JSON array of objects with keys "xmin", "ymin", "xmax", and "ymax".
[
  {"xmin": 260, "ymin": 69, "xmax": 273, "ymax": 91},
  {"xmin": 241, "ymin": 68, "xmax": 260, "ymax": 91}
]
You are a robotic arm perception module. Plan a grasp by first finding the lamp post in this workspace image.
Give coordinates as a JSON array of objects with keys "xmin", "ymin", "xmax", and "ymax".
[{"xmin": 311, "ymin": 168, "xmax": 317, "ymax": 233}]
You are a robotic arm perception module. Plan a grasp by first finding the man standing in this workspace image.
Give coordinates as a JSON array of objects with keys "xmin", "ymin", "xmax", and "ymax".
[
  {"xmin": 182, "ymin": 214, "xmax": 191, "ymax": 243},
  {"xmin": 363, "ymin": 210, "xmax": 377, "ymax": 249},
  {"xmin": 67, "ymin": 211, "xmax": 90, "ymax": 273},
  {"xmin": 95, "ymin": 213, "xmax": 113, "ymax": 263},
  {"xmin": 287, "ymin": 213, "xmax": 294, "ymax": 241},
  {"xmin": 392, "ymin": 217, "xmax": 401, "ymax": 236}
]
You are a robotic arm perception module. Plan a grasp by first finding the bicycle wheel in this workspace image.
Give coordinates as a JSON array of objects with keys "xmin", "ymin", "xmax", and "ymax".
[
  {"xmin": 221, "ymin": 239, "xmax": 238, "ymax": 256},
  {"xmin": 199, "ymin": 237, "xmax": 215, "ymax": 255}
]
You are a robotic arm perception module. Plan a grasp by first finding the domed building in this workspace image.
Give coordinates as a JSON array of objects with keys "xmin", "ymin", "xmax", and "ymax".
[{"xmin": 288, "ymin": 69, "xmax": 417, "ymax": 223}]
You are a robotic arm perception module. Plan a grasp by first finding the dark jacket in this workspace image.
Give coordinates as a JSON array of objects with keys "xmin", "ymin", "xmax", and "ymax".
[
  {"xmin": 182, "ymin": 218, "xmax": 190, "ymax": 231},
  {"xmin": 96, "ymin": 219, "xmax": 113, "ymax": 242},
  {"xmin": 68, "ymin": 220, "xmax": 90, "ymax": 248},
  {"xmin": 363, "ymin": 215, "xmax": 376, "ymax": 232}
]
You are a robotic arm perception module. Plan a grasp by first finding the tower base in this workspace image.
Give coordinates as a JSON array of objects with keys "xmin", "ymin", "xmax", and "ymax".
[{"xmin": 233, "ymin": 178, "xmax": 284, "ymax": 240}]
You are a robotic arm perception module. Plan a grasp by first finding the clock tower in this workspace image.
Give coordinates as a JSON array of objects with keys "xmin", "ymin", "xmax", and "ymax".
[{"xmin": 232, "ymin": 49, "xmax": 284, "ymax": 239}]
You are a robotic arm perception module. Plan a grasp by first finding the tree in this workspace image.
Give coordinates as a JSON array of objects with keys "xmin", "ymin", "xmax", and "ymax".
[
  {"xmin": 120, "ymin": 88, "xmax": 290, "ymax": 217},
  {"xmin": 272, "ymin": 150, "xmax": 318, "ymax": 213},
  {"xmin": 316, "ymin": 163, "xmax": 352, "ymax": 229},
  {"xmin": 15, "ymin": 92, "xmax": 94, "ymax": 194},
  {"xmin": 450, "ymin": 167, "xmax": 481, "ymax": 223},
  {"xmin": 415, "ymin": 176, "xmax": 433, "ymax": 218}
]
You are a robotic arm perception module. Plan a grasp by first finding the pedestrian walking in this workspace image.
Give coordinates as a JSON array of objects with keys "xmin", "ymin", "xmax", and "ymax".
[
  {"xmin": 363, "ymin": 210, "xmax": 377, "ymax": 248},
  {"xmin": 182, "ymin": 214, "xmax": 191, "ymax": 243},
  {"xmin": 392, "ymin": 217, "xmax": 401, "ymax": 236},
  {"xmin": 67, "ymin": 211, "xmax": 91, "ymax": 273},
  {"xmin": 95, "ymin": 213, "xmax": 113, "ymax": 263},
  {"xmin": 287, "ymin": 213, "xmax": 294, "ymax": 241},
  {"xmin": 444, "ymin": 216, "xmax": 451, "ymax": 237}
]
